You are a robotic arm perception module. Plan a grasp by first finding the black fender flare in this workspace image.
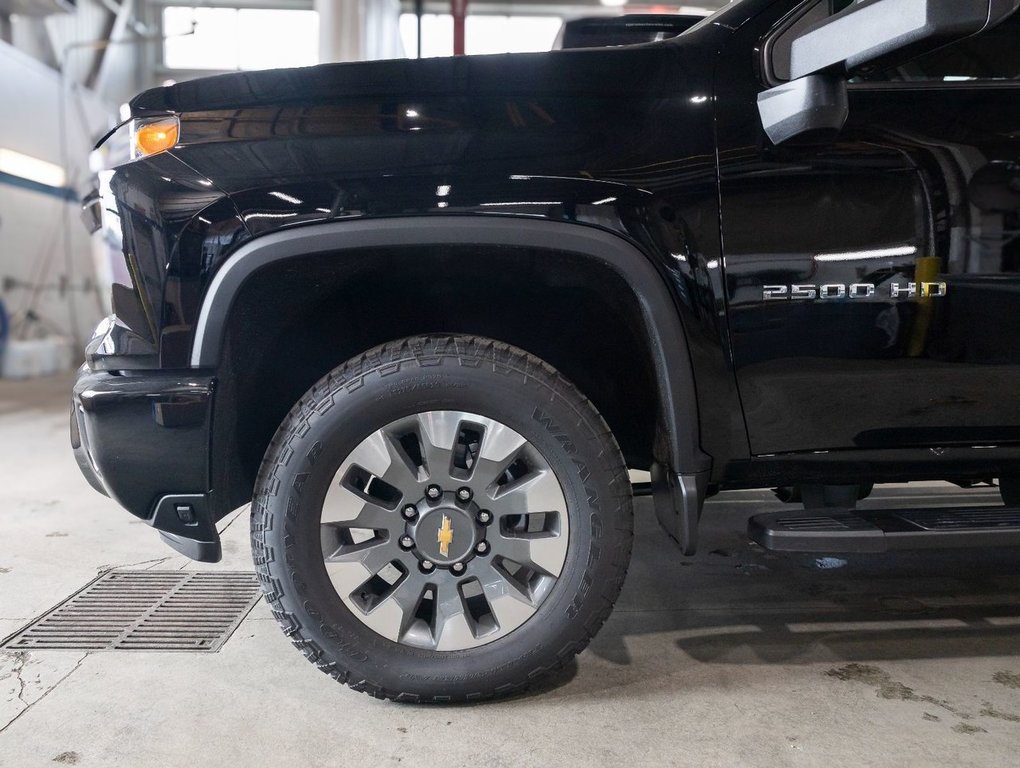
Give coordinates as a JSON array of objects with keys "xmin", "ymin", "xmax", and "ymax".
[{"xmin": 190, "ymin": 215, "xmax": 712, "ymax": 479}]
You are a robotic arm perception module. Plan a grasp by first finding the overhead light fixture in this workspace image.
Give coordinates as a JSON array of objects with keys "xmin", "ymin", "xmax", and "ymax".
[
  {"xmin": 600, "ymin": 0, "xmax": 628, "ymax": 7},
  {"xmin": 0, "ymin": 148, "xmax": 66, "ymax": 188}
]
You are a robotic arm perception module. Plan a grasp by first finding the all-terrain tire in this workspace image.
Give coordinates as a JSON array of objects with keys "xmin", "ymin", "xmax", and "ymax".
[{"xmin": 250, "ymin": 335, "xmax": 633, "ymax": 702}]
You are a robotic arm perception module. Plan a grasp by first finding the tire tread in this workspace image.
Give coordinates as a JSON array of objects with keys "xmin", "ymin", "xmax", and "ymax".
[{"xmin": 251, "ymin": 335, "xmax": 632, "ymax": 702}]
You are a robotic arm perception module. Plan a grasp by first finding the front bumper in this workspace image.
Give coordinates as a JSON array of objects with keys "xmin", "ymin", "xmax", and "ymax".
[{"xmin": 71, "ymin": 365, "xmax": 222, "ymax": 562}]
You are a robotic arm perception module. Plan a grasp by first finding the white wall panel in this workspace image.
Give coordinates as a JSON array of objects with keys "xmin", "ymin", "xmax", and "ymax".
[{"xmin": 0, "ymin": 40, "xmax": 114, "ymax": 356}]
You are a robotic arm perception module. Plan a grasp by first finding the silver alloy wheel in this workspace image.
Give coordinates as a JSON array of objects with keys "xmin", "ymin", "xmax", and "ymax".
[{"xmin": 320, "ymin": 410, "xmax": 570, "ymax": 651}]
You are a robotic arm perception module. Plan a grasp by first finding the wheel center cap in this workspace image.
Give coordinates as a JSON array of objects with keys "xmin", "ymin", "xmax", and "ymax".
[{"xmin": 411, "ymin": 506, "xmax": 479, "ymax": 565}]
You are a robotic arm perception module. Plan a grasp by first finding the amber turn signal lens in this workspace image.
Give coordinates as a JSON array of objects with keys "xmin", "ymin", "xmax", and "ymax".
[{"xmin": 133, "ymin": 118, "xmax": 179, "ymax": 158}]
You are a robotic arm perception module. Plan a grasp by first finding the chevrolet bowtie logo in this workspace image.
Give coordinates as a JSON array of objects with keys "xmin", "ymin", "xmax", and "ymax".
[{"xmin": 437, "ymin": 515, "xmax": 454, "ymax": 557}]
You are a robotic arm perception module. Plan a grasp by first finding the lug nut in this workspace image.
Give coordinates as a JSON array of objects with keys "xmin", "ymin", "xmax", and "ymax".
[
  {"xmin": 399, "ymin": 535, "xmax": 414, "ymax": 550},
  {"xmin": 425, "ymin": 485, "xmax": 442, "ymax": 500},
  {"xmin": 475, "ymin": 541, "xmax": 490, "ymax": 556},
  {"xmin": 451, "ymin": 562, "xmax": 465, "ymax": 574},
  {"xmin": 477, "ymin": 510, "xmax": 492, "ymax": 525},
  {"xmin": 402, "ymin": 504, "xmax": 418, "ymax": 520},
  {"xmin": 456, "ymin": 487, "xmax": 473, "ymax": 502},
  {"xmin": 421, "ymin": 560, "xmax": 435, "ymax": 572}
]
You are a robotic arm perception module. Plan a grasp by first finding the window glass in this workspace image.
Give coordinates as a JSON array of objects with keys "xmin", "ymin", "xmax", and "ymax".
[
  {"xmin": 398, "ymin": 13, "xmax": 562, "ymax": 58},
  {"xmin": 163, "ymin": 7, "xmax": 319, "ymax": 71},
  {"xmin": 398, "ymin": 13, "xmax": 453, "ymax": 58}
]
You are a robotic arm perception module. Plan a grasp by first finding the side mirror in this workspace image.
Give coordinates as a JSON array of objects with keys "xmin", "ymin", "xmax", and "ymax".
[
  {"xmin": 757, "ymin": 75, "xmax": 848, "ymax": 146},
  {"xmin": 758, "ymin": 0, "xmax": 1020, "ymax": 145},
  {"xmin": 790, "ymin": 0, "xmax": 1019, "ymax": 80}
]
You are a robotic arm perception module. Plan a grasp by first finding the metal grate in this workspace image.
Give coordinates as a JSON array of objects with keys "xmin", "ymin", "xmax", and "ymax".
[{"xmin": 1, "ymin": 570, "xmax": 262, "ymax": 652}]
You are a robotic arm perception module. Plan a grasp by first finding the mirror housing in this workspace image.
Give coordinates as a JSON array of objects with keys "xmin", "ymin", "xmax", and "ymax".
[
  {"xmin": 757, "ymin": 75, "xmax": 848, "ymax": 146},
  {"xmin": 758, "ymin": 0, "xmax": 1020, "ymax": 144},
  {"xmin": 790, "ymin": 0, "xmax": 1019, "ymax": 80}
]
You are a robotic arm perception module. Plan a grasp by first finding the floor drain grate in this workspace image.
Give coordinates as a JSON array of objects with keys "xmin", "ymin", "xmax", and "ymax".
[{"xmin": 1, "ymin": 570, "xmax": 262, "ymax": 652}]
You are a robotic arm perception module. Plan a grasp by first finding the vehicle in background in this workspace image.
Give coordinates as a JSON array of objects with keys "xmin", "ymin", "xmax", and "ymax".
[{"xmin": 553, "ymin": 13, "xmax": 705, "ymax": 50}]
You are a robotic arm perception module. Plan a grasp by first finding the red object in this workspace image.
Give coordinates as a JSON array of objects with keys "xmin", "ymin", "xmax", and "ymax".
[{"xmin": 452, "ymin": 0, "xmax": 467, "ymax": 55}]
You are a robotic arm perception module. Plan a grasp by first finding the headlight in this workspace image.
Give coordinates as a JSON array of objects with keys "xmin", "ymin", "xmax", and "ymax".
[
  {"xmin": 95, "ymin": 115, "xmax": 181, "ymax": 168},
  {"xmin": 129, "ymin": 116, "xmax": 180, "ymax": 161}
]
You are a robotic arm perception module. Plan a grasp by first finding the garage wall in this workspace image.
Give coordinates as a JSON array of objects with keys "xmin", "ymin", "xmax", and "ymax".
[{"xmin": 0, "ymin": 41, "xmax": 115, "ymax": 353}]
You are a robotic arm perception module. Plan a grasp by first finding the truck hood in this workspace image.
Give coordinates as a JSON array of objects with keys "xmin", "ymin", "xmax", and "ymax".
[{"xmin": 129, "ymin": 43, "xmax": 703, "ymax": 116}]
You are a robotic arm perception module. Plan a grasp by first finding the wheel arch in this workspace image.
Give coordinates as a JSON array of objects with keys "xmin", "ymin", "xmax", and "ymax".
[{"xmin": 196, "ymin": 216, "xmax": 712, "ymax": 526}]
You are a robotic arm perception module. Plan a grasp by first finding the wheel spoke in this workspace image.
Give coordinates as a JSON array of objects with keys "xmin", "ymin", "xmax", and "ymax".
[
  {"xmin": 321, "ymin": 487, "xmax": 395, "ymax": 529},
  {"xmin": 466, "ymin": 421, "xmax": 526, "ymax": 484},
  {"xmin": 354, "ymin": 570, "xmax": 421, "ymax": 642},
  {"xmin": 376, "ymin": 429, "xmax": 428, "ymax": 491},
  {"xmin": 433, "ymin": 580, "xmax": 475, "ymax": 651},
  {"xmin": 480, "ymin": 566, "xmax": 540, "ymax": 626},
  {"xmin": 320, "ymin": 409, "xmax": 571, "ymax": 652},
  {"xmin": 343, "ymin": 429, "xmax": 397, "ymax": 481},
  {"xmin": 325, "ymin": 536, "xmax": 400, "ymax": 575},
  {"xmin": 470, "ymin": 450, "xmax": 521, "ymax": 494},
  {"xmin": 490, "ymin": 527, "xmax": 567, "ymax": 577},
  {"xmin": 477, "ymin": 420, "xmax": 528, "ymax": 464},
  {"xmin": 321, "ymin": 528, "xmax": 382, "ymax": 561},
  {"xmin": 339, "ymin": 429, "xmax": 422, "ymax": 499},
  {"xmin": 492, "ymin": 467, "xmax": 564, "ymax": 517},
  {"xmin": 416, "ymin": 412, "xmax": 459, "ymax": 482}
]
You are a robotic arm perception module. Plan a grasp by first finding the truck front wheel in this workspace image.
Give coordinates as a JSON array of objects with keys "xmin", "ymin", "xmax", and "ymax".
[{"xmin": 251, "ymin": 335, "xmax": 633, "ymax": 702}]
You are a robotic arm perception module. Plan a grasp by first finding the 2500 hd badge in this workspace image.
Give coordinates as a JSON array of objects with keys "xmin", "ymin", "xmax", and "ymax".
[{"xmin": 762, "ymin": 282, "xmax": 949, "ymax": 301}]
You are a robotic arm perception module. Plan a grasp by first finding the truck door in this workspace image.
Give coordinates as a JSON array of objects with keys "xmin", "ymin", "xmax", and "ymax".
[{"xmin": 714, "ymin": 1, "xmax": 1020, "ymax": 455}]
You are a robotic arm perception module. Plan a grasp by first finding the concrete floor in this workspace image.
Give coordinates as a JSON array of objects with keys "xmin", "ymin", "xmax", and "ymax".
[{"xmin": 2, "ymin": 374, "xmax": 1020, "ymax": 768}]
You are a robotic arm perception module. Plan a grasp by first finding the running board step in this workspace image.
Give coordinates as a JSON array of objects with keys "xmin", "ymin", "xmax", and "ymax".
[{"xmin": 749, "ymin": 506, "xmax": 1020, "ymax": 553}]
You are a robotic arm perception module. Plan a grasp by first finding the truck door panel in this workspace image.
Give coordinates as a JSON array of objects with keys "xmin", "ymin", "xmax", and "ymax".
[{"xmin": 715, "ymin": 3, "xmax": 1020, "ymax": 456}]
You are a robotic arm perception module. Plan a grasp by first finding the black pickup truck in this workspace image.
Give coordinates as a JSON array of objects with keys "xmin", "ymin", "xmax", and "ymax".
[{"xmin": 74, "ymin": 0, "xmax": 1020, "ymax": 701}]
